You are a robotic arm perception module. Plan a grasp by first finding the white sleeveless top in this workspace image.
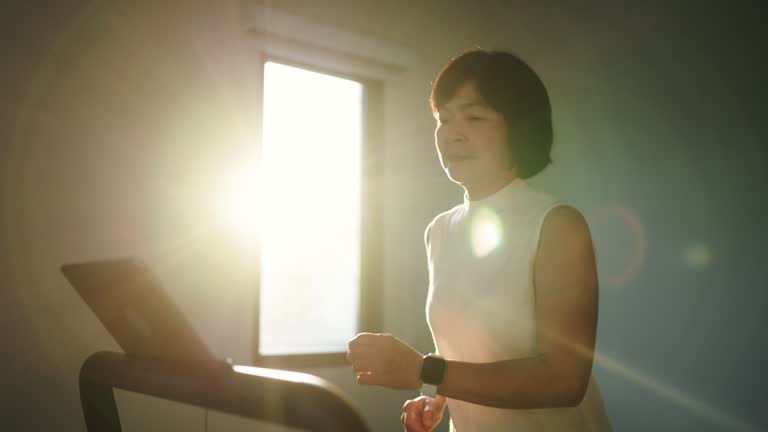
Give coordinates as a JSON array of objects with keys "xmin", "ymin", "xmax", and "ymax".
[{"xmin": 425, "ymin": 178, "xmax": 612, "ymax": 432}]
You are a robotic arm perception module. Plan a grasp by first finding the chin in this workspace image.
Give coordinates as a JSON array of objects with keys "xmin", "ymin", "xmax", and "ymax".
[{"xmin": 444, "ymin": 166, "xmax": 474, "ymax": 186}]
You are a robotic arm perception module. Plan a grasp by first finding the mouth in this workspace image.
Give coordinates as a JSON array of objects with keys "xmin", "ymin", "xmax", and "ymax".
[{"xmin": 444, "ymin": 155, "xmax": 473, "ymax": 164}]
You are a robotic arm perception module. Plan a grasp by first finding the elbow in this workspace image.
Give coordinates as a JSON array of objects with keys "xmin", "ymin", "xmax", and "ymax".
[
  {"xmin": 502, "ymin": 369, "xmax": 590, "ymax": 409},
  {"xmin": 561, "ymin": 374, "xmax": 590, "ymax": 407},
  {"xmin": 501, "ymin": 376, "xmax": 587, "ymax": 409},
  {"xmin": 546, "ymin": 355, "xmax": 593, "ymax": 408},
  {"xmin": 541, "ymin": 360, "xmax": 591, "ymax": 408}
]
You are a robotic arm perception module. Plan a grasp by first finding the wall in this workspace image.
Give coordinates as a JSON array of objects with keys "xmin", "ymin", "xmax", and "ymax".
[{"xmin": 2, "ymin": 1, "xmax": 766, "ymax": 431}]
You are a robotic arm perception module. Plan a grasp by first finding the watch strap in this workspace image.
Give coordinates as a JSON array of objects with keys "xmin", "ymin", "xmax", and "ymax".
[{"xmin": 420, "ymin": 382, "xmax": 439, "ymax": 398}]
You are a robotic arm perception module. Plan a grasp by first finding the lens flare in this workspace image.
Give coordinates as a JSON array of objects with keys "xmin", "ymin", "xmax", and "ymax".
[
  {"xmin": 589, "ymin": 203, "xmax": 646, "ymax": 289},
  {"xmin": 520, "ymin": 313, "xmax": 761, "ymax": 432},
  {"xmin": 470, "ymin": 207, "xmax": 503, "ymax": 257},
  {"xmin": 685, "ymin": 243, "xmax": 713, "ymax": 269}
]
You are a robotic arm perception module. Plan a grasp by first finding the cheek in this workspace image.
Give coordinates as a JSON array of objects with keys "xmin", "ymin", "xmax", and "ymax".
[
  {"xmin": 488, "ymin": 124, "xmax": 511, "ymax": 160},
  {"xmin": 494, "ymin": 135, "xmax": 510, "ymax": 160},
  {"xmin": 472, "ymin": 132, "xmax": 509, "ymax": 169},
  {"xmin": 434, "ymin": 128, "xmax": 446, "ymax": 152}
]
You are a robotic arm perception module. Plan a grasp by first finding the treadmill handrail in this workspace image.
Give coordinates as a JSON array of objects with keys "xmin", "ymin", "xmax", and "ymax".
[{"xmin": 79, "ymin": 351, "xmax": 369, "ymax": 431}]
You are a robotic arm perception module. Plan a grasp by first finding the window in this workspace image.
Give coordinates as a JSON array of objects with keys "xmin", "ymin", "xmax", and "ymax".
[
  {"xmin": 238, "ymin": 4, "xmax": 412, "ymax": 367},
  {"xmin": 254, "ymin": 60, "xmax": 382, "ymax": 366}
]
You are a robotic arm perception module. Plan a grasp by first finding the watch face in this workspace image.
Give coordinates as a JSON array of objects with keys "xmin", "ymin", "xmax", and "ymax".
[{"xmin": 420, "ymin": 354, "xmax": 446, "ymax": 385}]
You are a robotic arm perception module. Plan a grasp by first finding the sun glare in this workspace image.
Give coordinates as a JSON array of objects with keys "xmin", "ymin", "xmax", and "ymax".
[{"xmin": 221, "ymin": 164, "xmax": 262, "ymax": 241}]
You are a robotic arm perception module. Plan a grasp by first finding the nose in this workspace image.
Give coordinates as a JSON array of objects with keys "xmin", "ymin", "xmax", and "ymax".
[
  {"xmin": 436, "ymin": 132, "xmax": 466, "ymax": 163},
  {"xmin": 450, "ymin": 132, "xmax": 466, "ymax": 143},
  {"xmin": 438, "ymin": 128, "xmax": 466, "ymax": 152}
]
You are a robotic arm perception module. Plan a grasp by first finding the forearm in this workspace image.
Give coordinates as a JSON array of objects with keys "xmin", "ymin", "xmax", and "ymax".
[{"xmin": 436, "ymin": 356, "xmax": 588, "ymax": 409}]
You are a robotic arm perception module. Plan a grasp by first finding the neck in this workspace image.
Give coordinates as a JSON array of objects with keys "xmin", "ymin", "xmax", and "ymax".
[{"xmin": 463, "ymin": 169, "xmax": 518, "ymax": 201}]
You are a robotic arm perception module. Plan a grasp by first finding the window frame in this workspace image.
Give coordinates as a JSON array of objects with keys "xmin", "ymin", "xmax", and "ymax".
[{"xmin": 250, "ymin": 55, "xmax": 384, "ymax": 369}]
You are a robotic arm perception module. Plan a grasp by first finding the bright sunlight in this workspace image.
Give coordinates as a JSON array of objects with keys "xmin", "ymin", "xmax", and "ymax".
[{"xmin": 254, "ymin": 62, "xmax": 364, "ymax": 355}]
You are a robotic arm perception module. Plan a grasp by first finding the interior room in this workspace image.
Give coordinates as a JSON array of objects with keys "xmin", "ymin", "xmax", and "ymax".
[{"xmin": 2, "ymin": 1, "xmax": 766, "ymax": 431}]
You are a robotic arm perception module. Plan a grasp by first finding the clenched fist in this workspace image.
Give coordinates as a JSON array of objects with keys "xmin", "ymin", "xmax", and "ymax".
[
  {"xmin": 401, "ymin": 395, "xmax": 447, "ymax": 432},
  {"xmin": 347, "ymin": 333, "xmax": 423, "ymax": 389}
]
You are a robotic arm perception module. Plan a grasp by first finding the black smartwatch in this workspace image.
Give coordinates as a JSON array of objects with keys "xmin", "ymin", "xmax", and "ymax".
[{"xmin": 419, "ymin": 353, "xmax": 445, "ymax": 397}]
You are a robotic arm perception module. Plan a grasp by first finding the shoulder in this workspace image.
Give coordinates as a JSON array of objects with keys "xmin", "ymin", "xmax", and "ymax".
[
  {"xmin": 516, "ymin": 181, "xmax": 578, "ymax": 227},
  {"xmin": 521, "ymin": 182, "xmax": 561, "ymax": 211},
  {"xmin": 424, "ymin": 204, "xmax": 464, "ymax": 247},
  {"xmin": 538, "ymin": 205, "xmax": 593, "ymax": 258},
  {"xmin": 542, "ymin": 205, "xmax": 589, "ymax": 235}
]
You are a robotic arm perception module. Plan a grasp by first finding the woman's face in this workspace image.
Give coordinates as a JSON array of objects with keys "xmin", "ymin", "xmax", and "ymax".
[{"xmin": 434, "ymin": 80, "xmax": 513, "ymax": 188}]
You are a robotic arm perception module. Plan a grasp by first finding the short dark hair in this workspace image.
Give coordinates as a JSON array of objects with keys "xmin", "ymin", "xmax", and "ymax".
[{"xmin": 430, "ymin": 49, "xmax": 553, "ymax": 179}]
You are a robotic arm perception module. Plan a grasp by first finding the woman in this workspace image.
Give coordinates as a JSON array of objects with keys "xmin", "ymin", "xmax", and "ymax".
[{"xmin": 347, "ymin": 49, "xmax": 612, "ymax": 431}]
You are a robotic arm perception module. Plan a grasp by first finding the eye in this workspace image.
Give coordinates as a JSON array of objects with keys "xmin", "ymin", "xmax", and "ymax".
[{"xmin": 467, "ymin": 115, "xmax": 482, "ymax": 122}]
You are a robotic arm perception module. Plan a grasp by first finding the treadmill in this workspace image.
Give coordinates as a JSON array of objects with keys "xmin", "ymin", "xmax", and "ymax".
[{"xmin": 63, "ymin": 258, "xmax": 369, "ymax": 431}]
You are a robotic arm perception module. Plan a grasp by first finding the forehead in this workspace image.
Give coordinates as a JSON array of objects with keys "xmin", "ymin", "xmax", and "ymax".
[{"xmin": 437, "ymin": 80, "xmax": 492, "ymax": 113}]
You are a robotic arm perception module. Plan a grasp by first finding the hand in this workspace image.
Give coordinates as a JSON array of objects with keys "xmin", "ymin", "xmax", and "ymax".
[
  {"xmin": 347, "ymin": 333, "xmax": 423, "ymax": 389},
  {"xmin": 401, "ymin": 395, "xmax": 447, "ymax": 432}
]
